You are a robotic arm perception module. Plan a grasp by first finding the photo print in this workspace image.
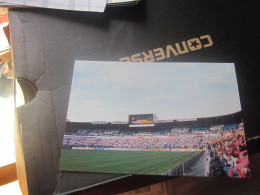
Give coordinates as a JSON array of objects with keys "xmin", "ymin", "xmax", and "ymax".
[{"xmin": 60, "ymin": 61, "xmax": 250, "ymax": 178}]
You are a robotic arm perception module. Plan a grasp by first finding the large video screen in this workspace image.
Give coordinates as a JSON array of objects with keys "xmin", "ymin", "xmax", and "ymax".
[{"xmin": 129, "ymin": 114, "xmax": 154, "ymax": 124}]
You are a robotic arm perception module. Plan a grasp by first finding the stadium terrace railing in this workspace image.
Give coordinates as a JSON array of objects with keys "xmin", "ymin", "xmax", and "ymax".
[{"xmin": 163, "ymin": 150, "xmax": 205, "ymax": 176}]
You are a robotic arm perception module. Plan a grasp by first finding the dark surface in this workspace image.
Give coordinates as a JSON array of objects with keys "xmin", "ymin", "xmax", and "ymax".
[{"xmin": 8, "ymin": 0, "xmax": 260, "ymax": 194}]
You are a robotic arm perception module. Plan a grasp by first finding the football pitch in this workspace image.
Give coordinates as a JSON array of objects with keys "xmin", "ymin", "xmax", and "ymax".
[{"xmin": 60, "ymin": 149, "xmax": 198, "ymax": 175}]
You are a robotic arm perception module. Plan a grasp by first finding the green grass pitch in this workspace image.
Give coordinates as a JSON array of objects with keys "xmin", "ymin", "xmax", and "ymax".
[{"xmin": 60, "ymin": 149, "xmax": 198, "ymax": 175}]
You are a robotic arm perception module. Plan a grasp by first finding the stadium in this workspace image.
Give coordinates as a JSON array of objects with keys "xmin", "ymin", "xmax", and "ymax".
[{"xmin": 60, "ymin": 111, "xmax": 250, "ymax": 178}]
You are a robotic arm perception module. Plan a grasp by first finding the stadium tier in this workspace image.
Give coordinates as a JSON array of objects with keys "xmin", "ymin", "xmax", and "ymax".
[{"xmin": 64, "ymin": 111, "xmax": 244, "ymax": 150}]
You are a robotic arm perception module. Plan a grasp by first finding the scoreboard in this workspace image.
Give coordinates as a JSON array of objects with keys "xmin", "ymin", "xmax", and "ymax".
[{"xmin": 129, "ymin": 114, "xmax": 158, "ymax": 127}]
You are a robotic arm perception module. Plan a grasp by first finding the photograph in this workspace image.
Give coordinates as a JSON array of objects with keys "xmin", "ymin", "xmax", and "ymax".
[{"xmin": 59, "ymin": 61, "xmax": 250, "ymax": 178}]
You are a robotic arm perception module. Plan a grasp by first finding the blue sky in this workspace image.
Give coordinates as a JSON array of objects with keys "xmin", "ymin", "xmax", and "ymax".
[{"xmin": 67, "ymin": 61, "xmax": 241, "ymax": 122}]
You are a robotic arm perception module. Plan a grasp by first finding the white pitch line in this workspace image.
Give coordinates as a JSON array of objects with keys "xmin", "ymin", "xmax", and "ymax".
[{"xmin": 138, "ymin": 156, "xmax": 183, "ymax": 174}]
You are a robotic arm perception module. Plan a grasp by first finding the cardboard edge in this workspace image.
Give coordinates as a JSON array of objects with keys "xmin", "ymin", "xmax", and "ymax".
[{"xmin": 10, "ymin": 9, "xmax": 28, "ymax": 194}]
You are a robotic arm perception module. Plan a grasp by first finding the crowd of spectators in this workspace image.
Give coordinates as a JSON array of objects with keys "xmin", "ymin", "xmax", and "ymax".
[
  {"xmin": 63, "ymin": 134, "xmax": 219, "ymax": 149},
  {"xmin": 62, "ymin": 124, "xmax": 237, "ymax": 150},
  {"xmin": 207, "ymin": 123, "xmax": 250, "ymax": 178},
  {"xmin": 171, "ymin": 127, "xmax": 190, "ymax": 135}
]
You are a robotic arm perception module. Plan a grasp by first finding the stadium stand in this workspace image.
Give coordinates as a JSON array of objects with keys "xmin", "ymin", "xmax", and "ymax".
[{"xmin": 62, "ymin": 111, "xmax": 250, "ymax": 178}]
